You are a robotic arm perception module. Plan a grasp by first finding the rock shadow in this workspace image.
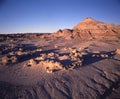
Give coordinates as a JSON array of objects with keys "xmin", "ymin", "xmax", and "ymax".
[
  {"xmin": 83, "ymin": 51, "xmax": 116, "ymax": 66},
  {"xmin": 17, "ymin": 48, "xmax": 59, "ymax": 63}
]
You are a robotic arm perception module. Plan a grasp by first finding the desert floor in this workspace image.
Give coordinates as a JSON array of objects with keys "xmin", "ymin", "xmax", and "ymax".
[{"xmin": 0, "ymin": 34, "xmax": 120, "ymax": 99}]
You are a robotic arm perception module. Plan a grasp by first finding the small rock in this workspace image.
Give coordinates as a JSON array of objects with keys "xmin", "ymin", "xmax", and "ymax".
[
  {"xmin": 19, "ymin": 48, "xmax": 23, "ymax": 51},
  {"xmin": 1, "ymin": 56, "xmax": 8, "ymax": 65},
  {"xmin": 48, "ymin": 52, "xmax": 55, "ymax": 57},
  {"xmin": 27, "ymin": 59, "xmax": 36, "ymax": 67},
  {"xmin": 9, "ymin": 51, "xmax": 15, "ymax": 56},
  {"xmin": 58, "ymin": 55, "xmax": 69, "ymax": 60},
  {"xmin": 36, "ymin": 48, "xmax": 42, "ymax": 52},
  {"xmin": 115, "ymin": 49, "xmax": 120, "ymax": 55},
  {"xmin": 93, "ymin": 51, "xmax": 100, "ymax": 54},
  {"xmin": 46, "ymin": 67, "xmax": 53, "ymax": 73},
  {"xmin": 104, "ymin": 54, "xmax": 109, "ymax": 58},
  {"xmin": 10, "ymin": 56, "xmax": 17, "ymax": 63},
  {"xmin": 92, "ymin": 54, "xmax": 96, "ymax": 57},
  {"xmin": 100, "ymin": 54, "xmax": 106, "ymax": 58},
  {"xmin": 72, "ymin": 49, "xmax": 77, "ymax": 54},
  {"xmin": 40, "ymin": 54, "xmax": 47, "ymax": 60},
  {"xmin": 54, "ymin": 45, "xmax": 58, "ymax": 48},
  {"xmin": 17, "ymin": 51, "xmax": 23, "ymax": 55}
]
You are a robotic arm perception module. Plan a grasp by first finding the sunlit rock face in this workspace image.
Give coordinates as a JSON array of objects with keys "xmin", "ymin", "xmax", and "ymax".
[{"xmin": 53, "ymin": 17, "xmax": 120, "ymax": 40}]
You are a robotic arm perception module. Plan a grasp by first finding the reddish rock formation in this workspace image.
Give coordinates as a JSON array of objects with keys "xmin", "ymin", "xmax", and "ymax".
[
  {"xmin": 53, "ymin": 17, "xmax": 120, "ymax": 40},
  {"xmin": 53, "ymin": 29, "xmax": 73, "ymax": 39}
]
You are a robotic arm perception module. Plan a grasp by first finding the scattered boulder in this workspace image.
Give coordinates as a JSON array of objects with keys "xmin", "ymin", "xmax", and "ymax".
[
  {"xmin": 70, "ymin": 59, "xmax": 83, "ymax": 70},
  {"xmin": 47, "ymin": 52, "xmax": 56, "ymax": 59},
  {"xmin": 100, "ymin": 54, "xmax": 109, "ymax": 58},
  {"xmin": 58, "ymin": 55, "xmax": 69, "ymax": 60},
  {"xmin": 1, "ymin": 56, "xmax": 8, "ymax": 65},
  {"xmin": 9, "ymin": 51, "xmax": 15, "ymax": 56},
  {"xmin": 27, "ymin": 59, "xmax": 36, "ymax": 67},
  {"xmin": 10, "ymin": 56, "xmax": 17, "ymax": 63},
  {"xmin": 40, "ymin": 54, "xmax": 47, "ymax": 60},
  {"xmin": 92, "ymin": 53, "xmax": 109, "ymax": 58},
  {"xmin": 92, "ymin": 54, "xmax": 100, "ymax": 58},
  {"xmin": 92, "ymin": 51, "xmax": 100, "ymax": 54},
  {"xmin": 54, "ymin": 45, "xmax": 58, "ymax": 48},
  {"xmin": 92, "ymin": 54, "xmax": 96, "ymax": 57},
  {"xmin": 40, "ymin": 60, "xmax": 63, "ymax": 73},
  {"xmin": 68, "ymin": 48, "xmax": 85, "ymax": 68},
  {"xmin": 35, "ymin": 57, "xmax": 43, "ymax": 61},
  {"xmin": 19, "ymin": 48, "xmax": 23, "ymax": 51},
  {"xmin": 48, "ymin": 52, "xmax": 55, "ymax": 57},
  {"xmin": 115, "ymin": 49, "xmax": 120, "ymax": 55},
  {"xmin": 17, "ymin": 51, "xmax": 23, "ymax": 56},
  {"xmin": 61, "ymin": 47, "xmax": 68, "ymax": 51},
  {"xmin": 70, "ymin": 49, "xmax": 83, "ymax": 60},
  {"xmin": 36, "ymin": 48, "xmax": 42, "ymax": 52}
]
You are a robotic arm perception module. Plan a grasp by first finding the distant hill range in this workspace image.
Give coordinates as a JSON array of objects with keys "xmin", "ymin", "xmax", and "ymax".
[
  {"xmin": 53, "ymin": 17, "xmax": 120, "ymax": 40},
  {"xmin": 1, "ymin": 17, "xmax": 120, "ymax": 41}
]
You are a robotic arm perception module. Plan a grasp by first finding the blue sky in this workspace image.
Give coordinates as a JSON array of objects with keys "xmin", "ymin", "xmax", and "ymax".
[{"xmin": 0, "ymin": 0, "xmax": 120, "ymax": 34}]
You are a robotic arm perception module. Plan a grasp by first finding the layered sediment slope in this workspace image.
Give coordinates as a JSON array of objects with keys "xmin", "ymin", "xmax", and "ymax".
[{"xmin": 53, "ymin": 17, "xmax": 120, "ymax": 40}]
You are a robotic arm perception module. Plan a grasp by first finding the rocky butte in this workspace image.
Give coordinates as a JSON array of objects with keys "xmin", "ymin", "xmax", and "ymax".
[{"xmin": 53, "ymin": 17, "xmax": 120, "ymax": 40}]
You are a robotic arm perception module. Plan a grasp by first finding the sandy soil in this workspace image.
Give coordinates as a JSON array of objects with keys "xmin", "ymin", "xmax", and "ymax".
[{"xmin": 0, "ymin": 33, "xmax": 120, "ymax": 99}]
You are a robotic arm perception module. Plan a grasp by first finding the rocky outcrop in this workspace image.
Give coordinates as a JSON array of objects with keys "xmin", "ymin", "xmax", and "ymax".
[
  {"xmin": 53, "ymin": 17, "xmax": 120, "ymax": 40},
  {"xmin": 53, "ymin": 29, "xmax": 73, "ymax": 39},
  {"xmin": 115, "ymin": 48, "xmax": 120, "ymax": 55}
]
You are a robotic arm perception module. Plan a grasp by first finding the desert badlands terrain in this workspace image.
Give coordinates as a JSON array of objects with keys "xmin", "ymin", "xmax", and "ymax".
[{"xmin": 0, "ymin": 18, "xmax": 120, "ymax": 99}]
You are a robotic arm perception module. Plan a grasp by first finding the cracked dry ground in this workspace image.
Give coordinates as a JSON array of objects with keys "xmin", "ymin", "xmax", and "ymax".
[{"xmin": 0, "ymin": 37, "xmax": 120, "ymax": 99}]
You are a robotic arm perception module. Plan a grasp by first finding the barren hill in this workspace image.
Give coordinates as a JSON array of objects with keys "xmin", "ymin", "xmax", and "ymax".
[
  {"xmin": 53, "ymin": 17, "xmax": 120, "ymax": 40},
  {"xmin": 73, "ymin": 17, "xmax": 104, "ymax": 30}
]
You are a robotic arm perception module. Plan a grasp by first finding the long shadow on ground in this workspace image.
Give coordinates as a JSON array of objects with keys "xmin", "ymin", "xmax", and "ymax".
[{"xmin": 83, "ymin": 51, "xmax": 116, "ymax": 66}]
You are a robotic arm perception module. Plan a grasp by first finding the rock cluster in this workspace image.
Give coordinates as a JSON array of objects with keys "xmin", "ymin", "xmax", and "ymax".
[
  {"xmin": 1, "ymin": 40, "xmax": 119, "ymax": 74},
  {"xmin": 22, "ymin": 48, "xmax": 85, "ymax": 72},
  {"xmin": 92, "ymin": 53, "xmax": 109, "ymax": 58},
  {"xmin": 24, "ymin": 52, "xmax": 63, "ymax": 73},
  {"xmin": 25, "ymin": 56, "xmax": 64, "ymax": 73},
  {"xmin": 1, "ymin": 55, "xmax": 17, "ymax": 65},
  {"xmin": 0, "ymin": 44, "xmax": 43, "ymax": 65},
  {"xmin": 68, "ymin": 49, "xmax": 84, "ymax": 69},
  {"xmin": 40, "ymin": 60, "xmax": 63, "ymax": 73},
  {"xmin": 24, "ymin": 48, "xmax": 87, "ymax": 72}
]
